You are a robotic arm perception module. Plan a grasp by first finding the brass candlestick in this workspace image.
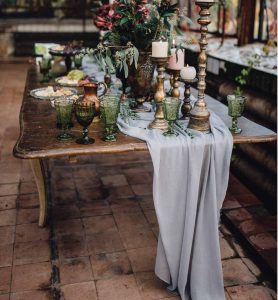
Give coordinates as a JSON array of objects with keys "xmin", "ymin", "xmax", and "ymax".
[
  {"xmin": 167, "ymin": 68, "xmax": 181, "ymax": 98},
  {"xmin": 188, "ymin": 1, "xmax": 215, "ymax": 132},
  {"xmin": 104, "ymin": 68, "xmax": 111, "ymax": 89},
  {"xmin": 169, "ymin": 73, "xmax": 174, "ymax": 95},
  {"xmin": 180, "ymin": 78, "xmax": 198, "ymax": 119},
  {"xmin": 149, "ymin": 57, "xmax": 169, "ymax": 130}
]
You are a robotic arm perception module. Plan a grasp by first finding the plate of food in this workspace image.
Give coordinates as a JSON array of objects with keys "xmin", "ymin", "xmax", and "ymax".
[
  {"xmin": 49, "ymin": 42, "xmax": 83, "ymax": 56},
  {"xmin": 55, "ymin": 70, "xmax": 88, "ymax": 87},
  {"xmin": 30, "ymin": 86, "xmax": 77, "ymax": 100}
]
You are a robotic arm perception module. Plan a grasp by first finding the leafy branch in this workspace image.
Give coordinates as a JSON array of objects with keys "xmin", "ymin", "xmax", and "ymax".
[
  {"xmin": 81, "ymin": 42, "xmax": 139, "ymax": 78},
  {"xmin": 234, "ymin": 54, "xmax": 261, "ymax": 96}
]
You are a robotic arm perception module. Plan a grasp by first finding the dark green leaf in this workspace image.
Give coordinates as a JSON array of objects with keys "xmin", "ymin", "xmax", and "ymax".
[
  {"xmin": 120, "ymin": 17, "xmax": 129, "ymax": 26},
  {"xmin": 162, "ymin": 12, "xmax": 175, "ymax": 18},
  {"xmin": 164, "ymin": 18, "xmax": 171, "ymax": 31}
]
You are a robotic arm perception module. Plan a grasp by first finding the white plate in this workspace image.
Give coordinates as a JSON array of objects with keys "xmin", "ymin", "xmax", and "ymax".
[{"xmin": 55, "ymin": 76, "xmax": 80, "ymax": 87}]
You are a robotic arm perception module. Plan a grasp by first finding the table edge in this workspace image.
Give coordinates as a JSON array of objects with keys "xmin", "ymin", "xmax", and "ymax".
[{"xmin": 13, "ymin": 67, "xmax": 277, "ymax": 159}]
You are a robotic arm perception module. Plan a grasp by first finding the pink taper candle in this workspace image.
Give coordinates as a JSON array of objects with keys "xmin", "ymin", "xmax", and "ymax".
[{"xmin": 168, "ymin": 49, "xmax": 185, "ymax": 70}]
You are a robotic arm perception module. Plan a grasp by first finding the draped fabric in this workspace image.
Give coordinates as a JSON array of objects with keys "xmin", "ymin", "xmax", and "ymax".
[{"xmin": 117, "ymin": 110, "xmax": 233, "ymax": 300}]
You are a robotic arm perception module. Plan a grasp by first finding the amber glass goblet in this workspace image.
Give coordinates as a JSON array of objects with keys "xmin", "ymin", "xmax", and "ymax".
[
  {"xmin": 54, "ymin": 99, "xmax": 74, "ymax": 141},
  {"xmin": 100, "ymin": 95, "xmax": 120, "ymax": 142},
  {"xmin": 162, "ymin": 97, "xmax": 181, "ymax": 136},
  {"xmin": 227, "ymin": 95, "xmax": 246, "ymax": 134},
  {"xmin": 75, "ymin": 102, "xmax": 95, "ymax": 144}
]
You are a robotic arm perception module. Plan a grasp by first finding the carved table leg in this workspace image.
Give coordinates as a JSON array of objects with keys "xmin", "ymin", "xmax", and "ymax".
[{"xmin": 30, "ymin": 159, "xmax": 47, "ymax": 227}]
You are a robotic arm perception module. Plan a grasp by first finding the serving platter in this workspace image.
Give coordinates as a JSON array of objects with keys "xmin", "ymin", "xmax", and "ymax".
[{"xmin": 30, "ymin": 87, "xmax": 77, "ymax": 100}]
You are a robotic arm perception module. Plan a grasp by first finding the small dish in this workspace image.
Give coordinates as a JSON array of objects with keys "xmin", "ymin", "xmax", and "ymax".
[{"xmin": 55, "ymin": 76, "xmax": 80, "ymax": 87}]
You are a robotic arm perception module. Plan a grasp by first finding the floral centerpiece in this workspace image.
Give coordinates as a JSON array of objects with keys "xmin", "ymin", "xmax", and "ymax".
[
  {"xmin": 83, "ymin": 0, "xmax": 190, "ymax": 104},
  {"xmin": 89, "ymin": 0, "xmax": 189, "ymax": 77}
]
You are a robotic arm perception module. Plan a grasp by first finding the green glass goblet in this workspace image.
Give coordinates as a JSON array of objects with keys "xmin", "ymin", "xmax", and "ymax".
[
  {"xmin": 54, "ymin": 99, "xmax": 74, "ymax": 141},
  {"xmin": 74, "ymin": 55, "xmax": 83, "ymax": 69},
  {"xmin": 163, "ymin": 97, "xmax": 181, "ymax": 136},
  {"xmin": 75, "ymin": 102, "xmax": 95, "ymax": 144},
  {"xmin": 39, "ymin": 57, "xmax": 51, "ymax": 82},
  {"xmin": 100, "ymin": 95, "xmax": 120, "ymax": 142},
  {"xmin": 227, "ymin": 95, "xmax": 246, "ymax": 134}
]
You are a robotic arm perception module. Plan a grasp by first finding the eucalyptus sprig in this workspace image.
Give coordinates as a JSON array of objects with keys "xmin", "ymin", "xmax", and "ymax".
[
  {"xmin": 175, "ymin": 121, "xmax": 194, "ymax": 139},
  {"xmin": 81, "ymin": 42, "xmax": 139, "ymax": 78},
  {"xmin": 114, "ymin": 44, "xmax": 139, "ymax": 78}
]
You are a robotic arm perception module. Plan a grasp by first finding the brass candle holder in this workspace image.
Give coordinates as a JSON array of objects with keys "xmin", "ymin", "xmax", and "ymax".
[
  {"xmin": 166, "ymin": 68, "xmax": 181, "ymax": 99},
  {"xmin": 149, "ymin": 57, "xmax": 169, "ymax": 130},
  {"xmin": 169, "ymin": 73, "xmax": 174, "ymax": 95},
  {"xmin": 180, "ymin": 77, "xmax": 198, "ymax": 119},
  {"xmin": 104, "ymin": 68, "xmax": 112, "ymax": 89},
  {"xmin": 188, "ymin": 1, "xmax": 215, "ymax": 132}
]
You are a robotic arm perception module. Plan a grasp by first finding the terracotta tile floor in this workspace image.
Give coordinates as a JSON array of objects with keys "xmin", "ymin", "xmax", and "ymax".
[{"xmin": 0, "ymin": 63, "xmax": 276, "ymax": 300}]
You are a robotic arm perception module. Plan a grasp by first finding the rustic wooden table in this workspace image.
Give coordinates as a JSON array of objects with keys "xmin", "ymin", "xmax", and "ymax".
[{"xmin": 13, "ymin": 66, "xmax": 277, "ymax": 227}]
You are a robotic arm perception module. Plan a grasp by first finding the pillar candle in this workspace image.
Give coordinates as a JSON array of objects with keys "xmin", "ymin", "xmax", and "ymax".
[
  {"xmin": 180, "ymin": 64, "xmax": 197, "ymax": 80},
  {"xmin": 168, "ymin": 48, "xmax": 184, "ymax": 70},
  {"xmin": 152, "ymin": 41, "xmax": 168, "ymax": 58}
]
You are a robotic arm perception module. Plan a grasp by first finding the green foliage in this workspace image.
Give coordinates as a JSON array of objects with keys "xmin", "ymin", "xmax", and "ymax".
[
  {"xmin": 90, "ymin": 0, "xmax": 191, "ymax": 77},
  {"xmin": 82, "ymin": 43, "xmax": 139, "ymax": 78},
  {"xmin": 234, "ymin": 54, "xmax": 261, "ymax": 96}
]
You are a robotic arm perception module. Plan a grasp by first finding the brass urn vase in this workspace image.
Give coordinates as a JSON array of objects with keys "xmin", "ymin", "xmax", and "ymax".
[{"xmin": 128, "ymin": 51, "xmax": 155, "ymax": 111}]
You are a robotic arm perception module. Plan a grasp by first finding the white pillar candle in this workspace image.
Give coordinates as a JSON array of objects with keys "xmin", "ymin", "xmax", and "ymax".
[
  {"xmin": 180, "ymin": 64, "xmax": 197, "ymax": 80},
  {"xmin": 152, "ymin": 41, "xmax": 168, "ymax": 58},
  {"xmin": 168, "ymin": 48, "xmax": 184, "ymax": 70}
]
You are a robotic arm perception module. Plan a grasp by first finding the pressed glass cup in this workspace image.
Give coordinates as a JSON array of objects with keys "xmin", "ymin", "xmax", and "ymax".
[
  {"xmin": 54, "ymin": 99, "xmax": 74, "ymax": 141},
  {"xmin": 163, "ymin": 97, "xmax": 181, "ymax": 136},
  {"xmin": 39, "ymin": 57, "xmax": 51, "ymax": 82},
  {"xmin": 75, "ymin": 102, "xmax": 95, "ymax": 144},
  {"xmin": 227, "ymin": 95, "xmax": 246, "ymax": 134},
  {"xmin": 74, "ymin": 55, "xmax": 83, "ymax": 69},
  {"xmin": 100, "ymin": 95, "xmax": 120, "ymax": 142}
]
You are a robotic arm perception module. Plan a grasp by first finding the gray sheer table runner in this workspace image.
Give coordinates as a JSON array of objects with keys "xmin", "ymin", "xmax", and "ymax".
[{"xmin": 117, "ymin": 109, "xmax": 233, "ymax": 300}]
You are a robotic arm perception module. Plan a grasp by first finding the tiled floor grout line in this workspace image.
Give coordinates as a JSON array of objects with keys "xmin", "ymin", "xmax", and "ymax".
[
  {"xmin": 45, "ymin": 159, "xmax": 62, "ymax": 300},
  {"xmin": 9, "ymin": 184, "xmax": 19, "ymax": 300}
]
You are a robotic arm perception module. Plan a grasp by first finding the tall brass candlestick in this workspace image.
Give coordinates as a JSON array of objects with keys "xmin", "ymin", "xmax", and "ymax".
[
  {"xmin": 188, "ymin": 1, "xmax": 215, "ymax": 132},
  {"xmin": 149, "ymin": 57, "xmax": 169, "ymax": 130}
]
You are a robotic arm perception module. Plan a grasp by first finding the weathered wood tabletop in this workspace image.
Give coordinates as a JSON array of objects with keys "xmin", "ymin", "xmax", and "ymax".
[
  {"xmin": 13, "ymin": 65, "xmax": 277, "ymax": 226},
  {"xmin": 14, "ymin": 66, "xmax": 277, "ymax": 160}
]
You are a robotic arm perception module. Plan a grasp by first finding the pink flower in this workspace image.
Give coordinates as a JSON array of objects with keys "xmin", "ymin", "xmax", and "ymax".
[
  {"xmin": 113, "ymin": 13, "xmax": 121, "ymax": 20},
  {"xmin": 97, "ymin": 16, "xmax": 105, "ymax": 22},
  {"xmin": 108, "ymin": 9, "xmax": 114, "ymax": 18},
  {"xmin": 138, "ymin": 6, "xmax": 149, "ymax": 17},
  {"xmin": 95, "ymin": 21, "xmax": 105, "ymax": 27},
  {"xmin": 107, "ymin": 22, "xmax": 113, "ymax": 29}
]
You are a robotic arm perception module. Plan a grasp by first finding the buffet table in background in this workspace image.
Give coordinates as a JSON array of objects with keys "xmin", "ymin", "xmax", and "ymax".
[{"xmin": 181, "ymin": 35, "xmax": 277, "ymax": 96}]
